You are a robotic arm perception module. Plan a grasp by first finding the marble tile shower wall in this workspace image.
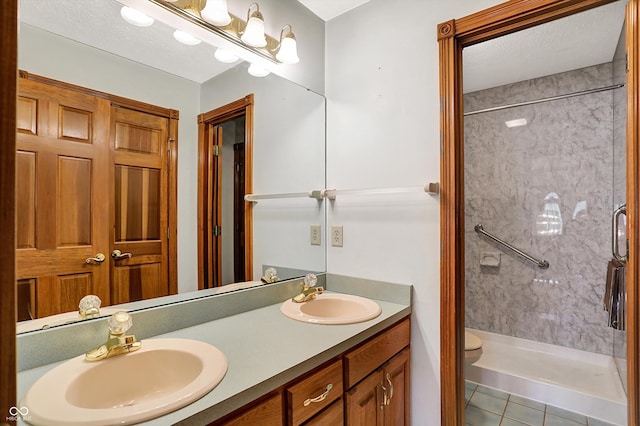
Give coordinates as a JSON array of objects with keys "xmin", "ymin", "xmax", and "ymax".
[{"xmin": 464, "ymin": 63, "xmax": 615, "ymax": 355}]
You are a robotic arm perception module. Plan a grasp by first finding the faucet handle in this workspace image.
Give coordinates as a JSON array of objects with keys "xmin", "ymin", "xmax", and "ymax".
[
  {"xmin": 303, "ymin": 273, "xmax": 317, "ymax": 287},
  {"xmin": 78, "ymin": 295, "xmax": 102, "ymax": 319},
  {"xmin": 108, "ymin": 311, "xmax": 132, "ymax": 335}
]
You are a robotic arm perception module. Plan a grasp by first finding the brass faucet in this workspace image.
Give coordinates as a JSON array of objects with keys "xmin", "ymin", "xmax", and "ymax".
[
  {"xmin": 85, "ymin": 311, "xmax": 141, "ymax": 361},
  {"xmin": 292, "ymin": 273, "xmax": 324, "ymax": 303}
]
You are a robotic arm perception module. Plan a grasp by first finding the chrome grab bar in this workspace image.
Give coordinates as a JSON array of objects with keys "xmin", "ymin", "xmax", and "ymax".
[
  {"xmin": 474, "ymin": 224, "xmax": 549, "ymax": 269},
  {"xmin": 612, "ymin": 204, "xmax": 627, "ymax": 262}
]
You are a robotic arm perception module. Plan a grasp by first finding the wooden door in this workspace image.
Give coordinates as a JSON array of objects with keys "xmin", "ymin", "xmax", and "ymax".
[
  {"xmin": 203, "ymin": 124, "xmax": 223, "ymax": 288},
  {"xmin": 16, "ymin": 78, "xmax": 110, "ymax": 318},
  {"xmin": 233, "ymin": 142, "xmax": 246, "ymax": 282},
  {"xmin": 110, "ymin": 106, "xmax": 170, "ymax": 303}
]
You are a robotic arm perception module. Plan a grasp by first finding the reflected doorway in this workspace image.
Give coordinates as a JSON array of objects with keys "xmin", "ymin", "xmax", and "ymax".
[{"xmin": 198, "ymin": 95, "xmax": 254, "ymax": 289}]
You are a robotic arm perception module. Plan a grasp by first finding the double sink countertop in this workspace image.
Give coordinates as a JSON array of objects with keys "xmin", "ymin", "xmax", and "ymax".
[{"xmin": 17, "ymin": 274, "xmax": 412, "ymax": 425}]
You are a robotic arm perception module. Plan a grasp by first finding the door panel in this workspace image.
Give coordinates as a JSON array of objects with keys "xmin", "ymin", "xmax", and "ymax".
[
  {"xmin": 16, "ymin": 151, "xmax": 36, "ymax": 249},
  {"xmin": 16, "ymin": 79, "xmax": 110, "ymax": 318},
  {"xmin": 110, "ymin": 106, "xmax": 169, "ymax": 303}
]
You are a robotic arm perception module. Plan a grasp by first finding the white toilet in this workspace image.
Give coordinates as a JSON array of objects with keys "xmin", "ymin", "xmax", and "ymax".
[{"xmin": 465, "ymin": 330, "xmax": 483, "ymax": 364}]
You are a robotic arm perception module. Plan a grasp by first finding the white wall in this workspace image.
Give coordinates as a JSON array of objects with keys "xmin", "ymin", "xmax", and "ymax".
[{"xmin": 324, "ymin": 0, "xmax": 504, "ymax": 423}]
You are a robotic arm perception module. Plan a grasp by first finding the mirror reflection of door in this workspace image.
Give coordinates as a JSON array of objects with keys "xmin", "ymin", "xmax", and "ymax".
[
  {"xmin": 111, "ymin": 106, "xmax": 171, "ymax": 304},
  {"xmin": 16, "ymin": 75, "xmax": 177, "ymax": 320},
  {"xmin": 16, "ymin": 78, "xmax": 110, "ymax": 320},
  {"xmin": 198, "ymin": 95, "xmax": 253, "ymax": 289}
]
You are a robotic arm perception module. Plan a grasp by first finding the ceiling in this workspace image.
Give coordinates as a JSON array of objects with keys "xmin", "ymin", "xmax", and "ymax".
[
  {"xmin": 19, "ymin": 0, "xmax": 627, "ymax": 91},
  {"xmin": 295, "ymin": 0, "xmax": 372, "ymax": 21},
  {"xmin": 463, "ymin": 0, "xmax": 627, "ymax": 93}
]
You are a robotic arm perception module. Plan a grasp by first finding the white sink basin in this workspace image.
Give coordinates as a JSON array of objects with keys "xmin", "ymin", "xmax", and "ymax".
[
  {"xmin": 20, "ymin": 338, "xmax": 227, "ymax": 426},
  {"xmin": 281, "ymin": 292, "xmax": 381, "ymax": 324}
]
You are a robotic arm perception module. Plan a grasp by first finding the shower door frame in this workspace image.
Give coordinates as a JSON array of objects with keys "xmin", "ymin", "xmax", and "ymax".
[{"xmin": 437, "ymin": 0, "xmax": 640, "ymax": 425}]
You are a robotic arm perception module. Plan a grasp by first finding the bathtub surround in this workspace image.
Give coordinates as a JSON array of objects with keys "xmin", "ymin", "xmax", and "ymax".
[{"xmin": 465, "ymin": 62, "xmax": 620, "ymax": 355}]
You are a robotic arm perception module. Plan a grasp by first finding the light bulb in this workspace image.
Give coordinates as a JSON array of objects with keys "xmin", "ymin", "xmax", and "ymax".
[
  {"xmin": 214, "ymin": 48, "xmax": 239, "ymax": 63},
  {"xmin": 241, "ymin": 7, "xmax": 267, "ymax": 48},
  {"xmin": 276, "ymin": 36, "xmax": 299, "ymax": 64},
  {"xmin": 201, "ymin": 0, "xmax": 232, "ymax": 26},
  {"xmin": 120, "ymin": 6, "xmax": 154, "ymax": 27},
  {"xmin": 247, "ymin": 63, "xmax": 270, "ymax": 77},
  {"xmin": 173, "ymin": 30, "xmax": 201, "ymax": 46}
]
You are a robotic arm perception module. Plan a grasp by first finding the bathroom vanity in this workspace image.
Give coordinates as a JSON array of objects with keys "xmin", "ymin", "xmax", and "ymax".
[
  {"xmin": 16, "ymin": 275, "xmax": 411, "ymax": 425},
  {"xmin": 216, "ymin": 317, "xmax": 410, "ymax": 425}
]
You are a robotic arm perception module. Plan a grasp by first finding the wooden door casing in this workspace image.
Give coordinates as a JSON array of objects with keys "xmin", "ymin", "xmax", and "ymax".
[
  {"xmin": 198, "ymin": 95, "xmax": 254, "ymax": 290},
  {"xmin": 437, "ymin": 1, "xmax": 640, "ymax": 424},
  {"xmin": 16, "ymin": 78, "xmax": 110, "ymax": 318}
]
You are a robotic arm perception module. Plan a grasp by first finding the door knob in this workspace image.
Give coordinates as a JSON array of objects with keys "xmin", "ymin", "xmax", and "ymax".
[
  {"xmin": 85, "ymin": 253, "xmax": 106, "ymax": 264},
  {"xmin": 111, "ymin": 250, "xmax": 133, "ymax": 260}
]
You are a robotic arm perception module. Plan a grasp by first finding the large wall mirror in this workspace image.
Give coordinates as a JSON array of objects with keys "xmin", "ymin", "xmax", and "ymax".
[{"xmin": 16, "ymin": 0, "xmax": 326, "ymax": 332}]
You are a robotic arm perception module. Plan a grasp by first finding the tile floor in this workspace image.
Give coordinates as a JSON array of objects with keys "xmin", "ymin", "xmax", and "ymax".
[{"xmin": 464, "ymin": 381, "xmax": 617, "ymax": 426}]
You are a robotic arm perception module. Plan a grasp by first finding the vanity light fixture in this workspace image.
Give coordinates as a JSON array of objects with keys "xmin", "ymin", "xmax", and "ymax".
[
  {"xmin": 241, "ymin": 3, "xmax": 267, "ymax": 48},
  {"xmin": 121, "ymin": 6, "xmax": 155, "ymax": 27},
  {"xmin": 149, "ymin": 0, "xmax": 300, "ymax": 65},
  {"xmin": 247, "ymin": 63, "xmax": 270, "ymax": 77},
  {"xmin": 274, "ymin": 25, "xmax": 299, "ymax": 64},
  {"xmin": 214, "ymin": 48, "xmax": 240, "ymax": 63},
  {"xmin": 173, "ymin": 30, "xmax": 202, "ymax": 45},
  {"xmin": 201, "ymin": 0, "xmax": 232, "ymax": 26}
]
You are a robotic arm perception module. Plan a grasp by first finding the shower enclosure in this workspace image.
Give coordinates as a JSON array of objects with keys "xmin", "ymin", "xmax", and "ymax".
[{"xmin": 462, "ymin": 6, "xmax": 628, "ymax": 423}]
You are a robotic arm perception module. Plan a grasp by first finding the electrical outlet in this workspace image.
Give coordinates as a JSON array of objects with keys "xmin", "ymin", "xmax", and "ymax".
[
  {"xmin": 331, "ymin": 225, "xmax": 343, "ymax": 247},
  {"xmin": 310, "ymin": 225, "xmax": 321, "ymax": 246}
]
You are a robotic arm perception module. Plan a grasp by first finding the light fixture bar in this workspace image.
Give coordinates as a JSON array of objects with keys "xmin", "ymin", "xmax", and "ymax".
[{"xmin": 148, "ymin": 0, "xmax": 281, "ymax": 64}]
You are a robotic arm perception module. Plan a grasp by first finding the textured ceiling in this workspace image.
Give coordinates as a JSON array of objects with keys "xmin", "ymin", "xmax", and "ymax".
[
  {"xmin": 295, "ymin": 0, "xmax": 372, "ymax": 21},
  {"xmin": 463, "ymin": 1, "xmax": 627, "ymax": 93},
  {"xmin": 19, "ymin": 0, "xmax": 627, "ymax": 90}
]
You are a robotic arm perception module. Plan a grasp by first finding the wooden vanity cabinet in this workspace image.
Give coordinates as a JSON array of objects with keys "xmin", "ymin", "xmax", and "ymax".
[
  {"xmin": 344, "ymin": 319, "xmax": 411, "ymax": 426},
  {"xmin": 212, "ymin": 317, "xmax": 410, "ymax": 426},
  {"xmin": 345, "ymin": 348, "xmax": 410, "ymax": 425}
]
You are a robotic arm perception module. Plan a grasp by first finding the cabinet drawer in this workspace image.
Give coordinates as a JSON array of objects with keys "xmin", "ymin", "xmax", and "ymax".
[
  {"xmin": 216, "ymin": 392, "xmax": 283, "ymax": 426},
  {"xmin": 287, "ymin": 359, "xmax": 343, "ymax": 425},
  {"xmin": 344, "ymin": 318, "xmax": 410, "ymax": 388},
  {"xmin": 303, "ymin": 398, "xmax": 344, "ymax": 426}
]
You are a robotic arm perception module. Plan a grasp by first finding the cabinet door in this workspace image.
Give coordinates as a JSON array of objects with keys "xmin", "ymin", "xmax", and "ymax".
[
  {"xmin": 383, "ymin": 347, "xmax": 410, "ymax": 426},
  {"xmin": 345, "ymin": 370, "xmax": 384, "ymax": 426},
  {"xmin": 219, "ymin": 392, "xmax": 283, "ymax": 426}
]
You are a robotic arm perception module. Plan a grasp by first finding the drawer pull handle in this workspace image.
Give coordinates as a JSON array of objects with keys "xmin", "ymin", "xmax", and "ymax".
[
  {"xmin": 303, "ymin": 383, "xmax": 333, "ymax": 407},
  {"xmin": 386, "ymin": 373, "xmax": 394, "ymax": 404}
]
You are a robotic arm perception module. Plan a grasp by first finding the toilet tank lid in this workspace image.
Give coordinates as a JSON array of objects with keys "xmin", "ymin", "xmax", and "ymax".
[{"xmin": 465, "ymin": 331, "xmax": 483, "ymax": 350}]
